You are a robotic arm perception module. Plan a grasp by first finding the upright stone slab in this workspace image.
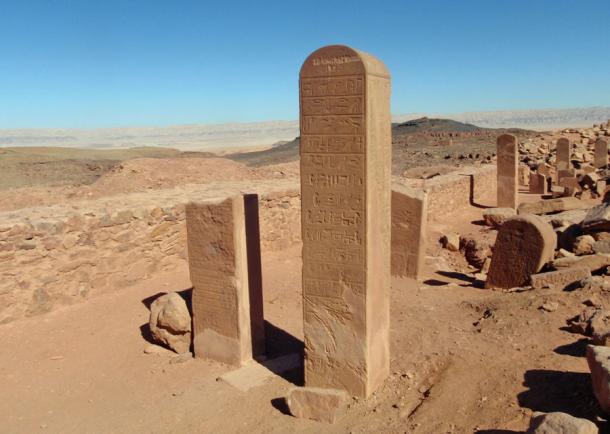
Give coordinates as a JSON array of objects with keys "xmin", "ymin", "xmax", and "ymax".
[
  {"xmin": 186, "ymin": 195, "xmax": 264, "ymax": 366},
  {"xmin": 496, "ymin": 134, "xmax": 518, "ymax": 209},
  {"xmin": 529, "ymin": 172, "xmax": 547, "ymax": 194},
  {"xmin": 595, "ymin": 138, "xmax": 608, "ymax": 168},
  {"xmin": 485, "ymin": 214, "xmax": 556, "ymax": 289},
  {"xmin": 299, "ymin": 45, "xmax": 391, "ymax": 397},
  {"xmin": 391, "ymin": 184, "xmax": 427, "ymax": 281},
  {"xmin": 556, "ymin": 138, "xmax": 570, "ymax": 170}
]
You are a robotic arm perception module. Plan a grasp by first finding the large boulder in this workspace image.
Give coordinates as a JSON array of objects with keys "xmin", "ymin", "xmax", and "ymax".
[
  {"xmin": 149, "ymin": 292, "xmax": 192, "ymax": 354},
  {"xmin": 486, "ymin": 214, "xmax": 556, "ymax": 289},
  {"xmin": 526, "ymin": 411, "xmax": 598, "ymax": 433},
  {"xmin": 482, "ymin": 208, "xmax": 517, "ymax": 228},
  {"xmin": 587, "ymin": 345, "xmax": 610, "ymax": 413}
]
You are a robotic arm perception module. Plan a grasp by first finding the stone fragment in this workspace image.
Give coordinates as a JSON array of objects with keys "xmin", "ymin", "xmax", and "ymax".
[
  {"xmin": 530, "ymin": 267, "xmax": 591, "ymax": 290},
  {"xmin": 582, "ymin": 203, "xmax": 610, "ymax": 232},
  {"xmin": 482, "ymin": 207, "xmax": 517, "ymax": 228},
  {"xmin": 553, "ymin": 254, "xmax": 610, "ymax": 273},
  {"xmin": 579, "ymin": 276, "xmax": 610, "ymax": 292},
  {"xmin": 558, "ymin": 169, "xmax": 576, "ymax": 181},
  {"xmin": 573, "ymin": 235, "xmax": 596, "ymax": 255},
  {"xmin": 526, "ymin": 411, "xmax": 598, "ymax": 434},
  {"xmin": 590, "ymin": 311, "xmax": 610, "ymax": 345},
  {"xmin": 149, "ymin": 293, "xmax": 192, "ymax": 354},
  {"xmin": 594, "ymin": 240, "xmax": 610, "ymax": 254},
  {"xmin": 460, "ymin": 234, "xmax": 494, "ymax": 269},
  {"xmin": 529, "ymin": 172, "xmax": 547, "ymax": 194},
  {"xmin": 391, "ymin": 184, "xmax": 427, "ymax": 280},
  {"xmin": 286, "ymin": 387, "xmax": 348, "ymax": 424},
  {"xmin": 497, "ymin": 134, "xmax": 518, "ymax": 208},
  {"xmin": 486, "ymin": 215, "xmax": 556, "ymax": 289},
  {"xmin": 595, "ymin": 138, "xmax": 608, "ymax": 168},
  {"xmin": 300, "ymin": 45, "xmax": 391, "ymax": 397},
  {"xmin": 518, "ymin": 197, "xmax": 589, "ymax": 215},
  {"xmin": 441, "ymin": 233, "xmax": 460, "ymax": 251},
  {"xmin": 587, "ymin": 345, "xmax": 610, "ymax": 413},
  {"xmin": 186, "ymin": 195, "xmax": 265, "ymax": 366}
]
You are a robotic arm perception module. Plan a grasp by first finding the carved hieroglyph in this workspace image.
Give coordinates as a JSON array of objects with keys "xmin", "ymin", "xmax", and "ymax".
[
  {"xmin": 299, "ymin": 45, "xmax": 391, "ymax": 397},
  {"xmin": 186, "ymin": 194, "xmax": 264, "ymax": 366},
  {"xmin": 556, "ymin": 138, "xmax": 570, "ymax": 171},
  {"xmin": 391, "ymin": 184, "xmax": 427, "ymax": 281},
  {"xmin": 595, "ymin": 138, "xmax": 608, "ymax": 169},
  {"xmin": 496, "ymin": 134, "xmax": 518, "ymax": 209}
]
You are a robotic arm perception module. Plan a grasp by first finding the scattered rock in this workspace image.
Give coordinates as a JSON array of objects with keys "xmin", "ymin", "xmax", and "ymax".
[
  {"xmin": 573, "ymin": 235, "xmax": 596, "ymax": 255},
  {"xmin": 482, "ymin": 208, "xmax": 517, "ymax": 228},
  {"xmin": 169, "ymin": 352, "xmax": 193, "ymax": 364},
  {"xmin": 526, "ymin": 411, "xmax": 598, "ymax": 434},
  {"xmin": 286, "ymin": 387, "xmax": 348, "ymax": 423},
  {"xmin": 587, "ymin": 345, "xmax": 610, "ymax": 413},
  {"xmin": 553, "ymin": 254, "xmax": 610, "ymax": 273},
  {"xmin": 149, "ymin": 292, "xmax": 192, "ymax": 354},
  {"xmin": 441, "ymin": 233, "xmax": 460, "ymax": 252},
  {"xmin": 486, "ymin": 215, "xmax": 556, "ymax": 289},
  {"xmin": 593, "ymin": 240, "xmax": 610, "ymax": 254},
  {"xmin": 144, "ymin": 344, "xmax": 172, "ymax": 355},
  {"xmin": 582, "ymin": 203, "xmax": 610, "ymax": 232},
  {"xmin": 539, "ymin": 301, "xmax": 559, "ymax": 312},
  {"xmin": 460, "ymin": 234, "xmax": 494, "ymax": 269}
]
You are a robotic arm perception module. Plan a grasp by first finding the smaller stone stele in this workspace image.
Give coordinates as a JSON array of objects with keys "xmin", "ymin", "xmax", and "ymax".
[
  {"xmin": 529, "ymin": 172, "xmax": 547, "ymax": 194},
  {"xmin": 496, "ymin": 134, "xmax": 518, "ymax": 208},
  {"xmin": 391, "ymin": 184, "xmax": 427, "ymax": 281},
  {"xmin": 486, "ymin": 214, "xmax": 556, "ymax": 289},
  {"xmin": 286, "ymin": 387, "xmax": 348, "ymax": 424},
  {"xmin": 595, "ymin": 138, "xmax": 608, "ymax": 169},
  {"xmin": 555, "ymin": 138, "xmax": 571, "ymax": 171}
]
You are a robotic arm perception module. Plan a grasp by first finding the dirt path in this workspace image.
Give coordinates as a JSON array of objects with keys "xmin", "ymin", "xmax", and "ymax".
[{"xmin": 0, "ymin": 198, "xmax": 603, "ymax": 433}]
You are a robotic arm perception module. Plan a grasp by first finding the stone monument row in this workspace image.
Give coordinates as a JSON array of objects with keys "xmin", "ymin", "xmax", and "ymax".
[{"xmin": 299, "ymin": 45, "xmax": 392, "ymax": 397}]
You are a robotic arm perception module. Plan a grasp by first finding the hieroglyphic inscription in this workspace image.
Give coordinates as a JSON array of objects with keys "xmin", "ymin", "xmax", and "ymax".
[{"xmin": 300, "ymin": 45, "xmax": 391, "ymax": 398}]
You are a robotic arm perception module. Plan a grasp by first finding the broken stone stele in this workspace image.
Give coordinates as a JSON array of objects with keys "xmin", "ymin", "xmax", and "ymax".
[
  {"xmin": 485, "ymin": 214, "xmax": 556, "ymax": 289},
  {"xmin": 185, "ymin": 194, "xmax": 264, "ymax": 366},
  {"xmin": 391, "ymin": 184, "xmax": 427, "ymax": 281},
  {"xmin": 300, "ymin": 44, "xmax": 391, "ymax": 397},
  {"xmin": 496, "ymin": 134, "xmax": 518, "ymax": 208},
  {"xmin": 529, "ymin": 172, "xmax": 547, "ymax": 195},
  {"xmin": 286, "ymin": 387, "xmax": 348, "ymax": 424}
]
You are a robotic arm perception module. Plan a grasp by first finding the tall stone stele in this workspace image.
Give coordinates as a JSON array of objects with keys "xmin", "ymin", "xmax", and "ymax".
[
  {"xmin": 299, "ymin": 45, "xmax": 391, "ymax": 397},
  {"xmin": 595, "ymin": 138, "xmax": 608, "ymax": 169},
  {"xmin": 556, "ymin": 138, "xmax": 570, "ymax": 171},
  {"xmin": 496, "ymin": 134, "xmax": 518, "ymax": 209}
]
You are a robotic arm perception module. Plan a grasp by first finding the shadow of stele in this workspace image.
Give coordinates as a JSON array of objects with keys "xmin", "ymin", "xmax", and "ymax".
[{"xmin": 553, "ymin": 338, "xmax": 591, "ymax": 358}]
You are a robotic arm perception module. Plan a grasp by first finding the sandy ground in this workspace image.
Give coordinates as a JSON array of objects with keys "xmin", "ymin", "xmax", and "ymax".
[{"xmin": 1, "ymin": 189, "xmax": 604, "ymax": 433}]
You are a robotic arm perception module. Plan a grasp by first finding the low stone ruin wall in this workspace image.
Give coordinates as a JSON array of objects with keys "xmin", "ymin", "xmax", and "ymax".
[
  {"xmin": 0, "ymin": 164, "xmax": 496, "ymax": 324},
  {"xmin": 0, "ymin": 180, "xmax": 300, "ymax": 324}
]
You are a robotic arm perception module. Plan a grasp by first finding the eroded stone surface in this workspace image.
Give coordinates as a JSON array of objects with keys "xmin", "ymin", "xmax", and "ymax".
[
  {"xmin": 587, "ymin": 345, "xmax": 610, "ymax": 413},
  {"xmin": 486, "ymin": 214, "xmax": 556, "ymax": 289},
  {"xmin": 518, "ymin": 197, "xmax": 590, "ymax": 215},
  {"xmin": 149, "ymin": 292, "xmax": 192, "ymax": 354},
  {"xmin": 482, "ymin": 207, "xmax": 517, "ymax": 228},
  {"xmin": 526, "ymin": 411, "xmax": 598, "ymax": 434},
  {"xmin": 556, "ymin": 138, "xmax": 571, "ymax": 171},
  {"xmin": 300, "ymin": 45, "xmax": 391, "ymax": 397},
  {"xmin": 529, "ymin": 172, "xmax": 547, "ymax": 195},
  {"xmin": 186, "ymin": 195, "xmax": 264, "ymax": 366},
  {"xmin": 595, "ymin": 138, "xmax": 608, "ymax": 169},
  {"xmin": 286, "ymin": 387, "xmax": 348, "ymax": 423},
  {"xmin": 391, "ymin": 184, "xmax": 427, "ymax": 280},
  {"xmin": 530, "ymin": 267, "xmax": 591, "ymax": 290},
  {"xmin": 497, "ymin": 134, "xmax": 518, "ymax": 208}
]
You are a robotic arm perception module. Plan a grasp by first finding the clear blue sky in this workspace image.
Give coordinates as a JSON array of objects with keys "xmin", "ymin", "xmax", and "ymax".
[{"xmin": 1, "ymin": 0, "xmax": 609, "ymax": 128}]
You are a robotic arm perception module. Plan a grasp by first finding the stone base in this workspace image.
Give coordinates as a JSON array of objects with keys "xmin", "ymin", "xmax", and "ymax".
[{"xmin": 286, "ymin": 387, "xmax": 348, "ymax": 424}]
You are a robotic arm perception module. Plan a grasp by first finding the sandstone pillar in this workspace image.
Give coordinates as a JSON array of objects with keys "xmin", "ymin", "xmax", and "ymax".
[
  {"xmin": 529, "ymin": 172, "xmax": 547, "ymax": 195},
  {"xmin": 299, "ymin": 45, "xmax": 391, "ymax": 397},
  {"xmin": 556, "ymin": 138, "xmax": 570, "ymax": 171},
  {"xmin": 391, "ymin": 184, "xmax": 427, "ymax": 281},
  {"xmin": 496, "ymin": 134, "xmax": 518, "ymax": 208},
  {"xmin": 595, "ymin": 138, "xmax": 608, "ymax": 168},
  {"xmin": 186, "ymin": 194, "xmax": 264, "ymax": 366}
]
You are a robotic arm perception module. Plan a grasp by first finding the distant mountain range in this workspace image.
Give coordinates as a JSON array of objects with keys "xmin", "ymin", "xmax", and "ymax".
[{"xmin": 1, "ymin": 107, "xmax": 608, "ymax": 150}]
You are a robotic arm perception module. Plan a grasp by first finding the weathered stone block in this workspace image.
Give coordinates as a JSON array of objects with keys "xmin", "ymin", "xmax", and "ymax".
[
  {"xmin": 530, "ymin": 267, "xmax": 591, "ymax": 290},
  {"xmin": 286, "ymin": 387, "xmax": 348, "ymax": 423},
  {"xmin": 497, "ymin": 134, "xmax": 518, "ymax": 208}
]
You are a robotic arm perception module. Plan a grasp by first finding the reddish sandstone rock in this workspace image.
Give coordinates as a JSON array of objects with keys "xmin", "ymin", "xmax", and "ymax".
[
  {"xmin": 286, "ymin": 387, "xmax": 347, "ymax": 423},
  {"xmin": 518, "ymin": 197, "xmax": 590, "ymax": 215},
  {"xmin": 482, "ymin": 208, "xmax": 516, "ymax": 228},
  {"xmin": 526, "ymin": 411, "xmax": 598, "ymax": 433},
  {"xmin": 149, "ymin": 292, "xmax": 192, "ymax": 354},
  {"xmin": 587, "ymin": 345, "xmax": 610, "ymax": 413},
  {"xmin": 530, "ymin": 267, "xmax": 591, "ymax": 290},
  {"xmin": 486, "ymin": 214, "xmax": 556, "ymax": 289}
]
